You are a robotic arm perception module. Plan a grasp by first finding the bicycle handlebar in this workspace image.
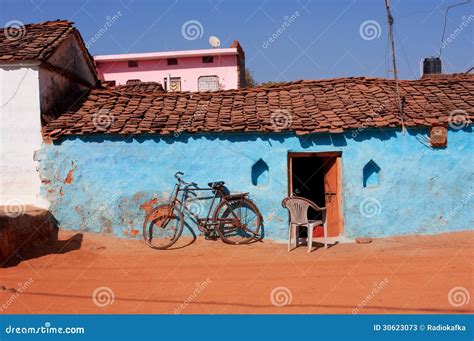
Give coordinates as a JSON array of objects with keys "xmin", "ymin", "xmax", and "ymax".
[
  {"xmin": 174, "ymin": 171, "xmax": 184, "ymax": 181},
  {"xmin": 174, "ymin": 171, "xmax": 198, "ymax": 189}
]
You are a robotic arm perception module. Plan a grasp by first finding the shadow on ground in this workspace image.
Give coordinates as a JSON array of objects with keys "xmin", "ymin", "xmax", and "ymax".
[{"xmin": 1, "ymin": 233, "xmax": 83, "ymax": 268}]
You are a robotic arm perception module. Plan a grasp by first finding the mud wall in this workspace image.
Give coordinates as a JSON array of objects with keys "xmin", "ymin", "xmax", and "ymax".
[
  {"xmin": 38, "ymin": 127, "xmax": 473, "ymax": 241},
  {"xmin": 0, "ymin": 208, "xmax": 58, "ymax": 264}
]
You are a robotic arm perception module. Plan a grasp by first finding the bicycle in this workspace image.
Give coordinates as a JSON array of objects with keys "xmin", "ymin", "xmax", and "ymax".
[{"xmin": 143, "ymin": 172, "xmax": 263, "ymax": 249}]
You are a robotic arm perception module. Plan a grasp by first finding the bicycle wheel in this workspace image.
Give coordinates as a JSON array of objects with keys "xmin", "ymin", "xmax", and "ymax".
[
  {"xmin": 213, "ymin": 197, "xmax": 262, "ymax": 244},
  {"xmin": 143, "ymin": 204, "xmax": 184, "ymax": 249}
]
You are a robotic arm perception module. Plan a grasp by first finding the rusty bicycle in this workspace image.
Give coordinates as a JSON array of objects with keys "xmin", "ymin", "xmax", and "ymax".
[{"xmin": 143, "ymin": 172, "xmax": 262, "ymax": 249}]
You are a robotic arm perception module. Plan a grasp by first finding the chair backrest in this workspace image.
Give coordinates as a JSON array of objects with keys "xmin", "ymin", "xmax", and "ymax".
[{"xmin": 282, "ymin": 197, "xmax": 312, "ymax": 225}]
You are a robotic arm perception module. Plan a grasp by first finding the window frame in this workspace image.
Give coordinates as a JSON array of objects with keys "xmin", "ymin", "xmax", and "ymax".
[
  {"xmin": 167, "ymin": 58, "xmax": 178, "ymax": 66},
  {"xmin": 128, "ymin": 60, "xmax": 139, "ymax": 68},
  {"xmin": 198, "ymin": 75, "xmax": 220, "ymax": 92},
  {"xmin": 202, "ymin": 56, "xmax": 214, "ymax": 64}
]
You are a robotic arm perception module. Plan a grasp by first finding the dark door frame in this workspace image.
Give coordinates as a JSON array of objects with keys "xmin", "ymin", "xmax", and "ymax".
[{"xmin": 287, "ymin": 151, "xmax": 344, "ymax": 236}]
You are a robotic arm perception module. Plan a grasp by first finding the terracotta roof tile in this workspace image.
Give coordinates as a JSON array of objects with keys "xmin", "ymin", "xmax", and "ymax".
[
  {"xmin": 0, "ymin": 20, "xmax": 76, "ymax": 61},
  {"xmin": 110, "ymin": 82, "xmax": 164, "ymax": 93},
  {"xmin": 43, "ymin": 76, "xmax": 474, "ymax": 139}
]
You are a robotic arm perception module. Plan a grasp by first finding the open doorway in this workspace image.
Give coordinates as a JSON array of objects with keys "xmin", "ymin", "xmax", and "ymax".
[{"xmin": 288, "ymin": 152, "xmax": 343, "ymax": 237}]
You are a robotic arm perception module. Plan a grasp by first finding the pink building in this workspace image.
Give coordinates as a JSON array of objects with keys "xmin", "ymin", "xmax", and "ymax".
[{"xmin": 95, "ymin": 41, "xmax": 245, "ymax": 92}]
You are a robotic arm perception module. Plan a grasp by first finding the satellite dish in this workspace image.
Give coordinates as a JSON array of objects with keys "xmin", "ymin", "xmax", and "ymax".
[{"xmin": 208, "ymin": 36, "xmax": 221, "ymax": 48}]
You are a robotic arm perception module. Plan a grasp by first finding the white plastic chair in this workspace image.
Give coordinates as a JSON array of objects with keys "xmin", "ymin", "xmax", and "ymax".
[{"xmin": 282, "ymin": 196, "xmax": 328, "ymax": 252}]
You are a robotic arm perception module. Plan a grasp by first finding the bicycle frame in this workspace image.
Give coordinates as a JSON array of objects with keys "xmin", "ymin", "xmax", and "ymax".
[{"xmin": 167, "ymin": 179, "xmax": 226, "ymax": 233}]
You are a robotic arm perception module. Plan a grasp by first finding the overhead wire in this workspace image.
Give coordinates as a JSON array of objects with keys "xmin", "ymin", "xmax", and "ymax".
[{"xmin": 438, "ymin": 0, "xmax": 472, "ymax": 58}]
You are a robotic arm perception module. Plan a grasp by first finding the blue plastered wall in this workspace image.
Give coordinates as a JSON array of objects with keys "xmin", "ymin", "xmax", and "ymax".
[{"xmin": 38, "ymin": 127, "xmax": 473, "ymax": 241}]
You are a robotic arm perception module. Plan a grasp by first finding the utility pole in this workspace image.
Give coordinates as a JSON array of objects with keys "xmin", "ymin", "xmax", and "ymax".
[{"xmin": 384, "ymin": 0, "xmax": 404, "ymax": 130}]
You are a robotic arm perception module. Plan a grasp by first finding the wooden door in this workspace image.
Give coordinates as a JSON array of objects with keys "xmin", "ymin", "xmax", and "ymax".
[{"xmin": 323, "ymin": 156, "xmax": 342, "ymax": 236}]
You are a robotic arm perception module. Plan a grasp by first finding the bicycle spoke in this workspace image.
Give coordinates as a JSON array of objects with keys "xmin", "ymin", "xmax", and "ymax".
[
  {"xmin": 214, "ymin": 198, "xmax": 261, "ymax": 244},
  {"xmin": 143, "ymin": 205, "xmax": 184, "ymax": 249}
]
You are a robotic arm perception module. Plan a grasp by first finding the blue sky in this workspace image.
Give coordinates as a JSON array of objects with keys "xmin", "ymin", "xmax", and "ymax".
[{"xmin": 1, "ymin": 0, "xmax": 473, "ymax": 82}]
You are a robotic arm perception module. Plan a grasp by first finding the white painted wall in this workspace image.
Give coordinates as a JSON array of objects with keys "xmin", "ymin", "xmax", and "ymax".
[
  {"xmin": 0, "ymin": 34, "xmax": 96, "ymax": 209},
  {"xmin": 0, "ymin": 62, "xmax": 48, "ymax": 208}
]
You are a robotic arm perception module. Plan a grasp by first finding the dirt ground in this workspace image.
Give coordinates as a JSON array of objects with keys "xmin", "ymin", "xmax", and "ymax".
[{"xmin": 1, "ymin": 230, "xmax": 472, "ymax": 314}]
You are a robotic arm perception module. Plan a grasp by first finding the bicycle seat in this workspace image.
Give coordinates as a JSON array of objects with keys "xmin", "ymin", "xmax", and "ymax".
[{"xmin": 208, "ymin": 181, "xmax": 225, "ymax": 189}]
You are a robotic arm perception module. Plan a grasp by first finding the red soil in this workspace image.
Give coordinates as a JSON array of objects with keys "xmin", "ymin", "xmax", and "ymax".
[{"xmin": 1, "ymin": 230, "xmax": 472, "ymax": 314}]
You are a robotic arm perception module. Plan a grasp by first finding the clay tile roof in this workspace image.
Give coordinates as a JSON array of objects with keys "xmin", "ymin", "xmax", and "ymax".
[
  {"xmin": 43, "ymin": 75, "xmax": 474, "ymax": 139},
  {"xmin": 0, "ymin": 20, "xmax": 78, "ymax": 61},
  {"xmin": 111, "ymin": 82, "xmax": 164, "ymax": 93}
]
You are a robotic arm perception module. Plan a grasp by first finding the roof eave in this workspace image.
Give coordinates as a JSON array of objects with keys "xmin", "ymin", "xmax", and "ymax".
[{"xmin": 94, "ymin": 48, "xmax": 239, "ymax": 62}]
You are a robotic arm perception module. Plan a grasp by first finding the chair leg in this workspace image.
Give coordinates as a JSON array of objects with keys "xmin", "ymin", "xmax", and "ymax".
[
  {"xmin": 294, "ymin": 225, "xmax": 298, "ymax": 249},
  {"xmin": 323, "ymin": 223, "xmax": 328, "ymax": 249},
  {"xmin": 307, "ymin": 226, "xmax": 313, "ymax": 253},
  {"xmin": 288, "ymin": 224, "xmax": 292, "ymax": 251},
  {"xmin": 288, "ymin": 224, "xmax": 298, "ymax": 251},
  {"xmin": 293, "ymin": 224, "xmax": 300, "ymax": 249}
]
